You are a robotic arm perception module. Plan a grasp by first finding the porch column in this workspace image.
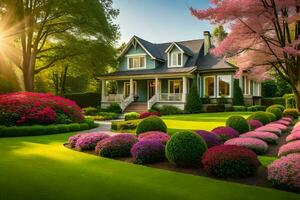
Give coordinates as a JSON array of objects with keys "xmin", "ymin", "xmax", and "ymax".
[
  {"xmin": 130, "ymin": 78, "xmax": 134, "ymax": 97},
  {"xmin": 155, "ymin": 77, "xmax": 159, "ymax": 97},
  {"xmin": 182, "ymin": 76, "xmax": 187, "ymax": 102},
  {"xmin": 101, "ymin": 79, "xmax": 106, "ymax": 102}
]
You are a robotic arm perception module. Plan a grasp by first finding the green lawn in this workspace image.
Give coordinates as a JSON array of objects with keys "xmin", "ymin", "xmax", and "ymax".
[{"xmin": 0, "ymin": 112, "xmax": 299, "ymax": 200}]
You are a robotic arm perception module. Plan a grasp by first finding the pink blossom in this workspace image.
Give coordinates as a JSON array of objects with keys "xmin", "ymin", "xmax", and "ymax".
[
  {"xmin": 241, "ymin": 131, "xmax": 278, "ymax": 144},
  {"xmin": 286, "ymin": 132, "xmax": 300, "ymax": 142},
  {"xmin": 278, "ymin": 140, "xmax": 300, "ymax": 157},
  {"xmin": 255, "ymin": 126, "xmax": 282, "ymax": 136},
  {"xmin": 266, "ymin": 123, "xmax": 288, "ymax": 131},
  {"xmin": 75, "ymin": 132, "xmax": 110, "ymax": 151},
  {"xmin": 224, "ymin": 137, "xmax": 268, "ymax": 155}
]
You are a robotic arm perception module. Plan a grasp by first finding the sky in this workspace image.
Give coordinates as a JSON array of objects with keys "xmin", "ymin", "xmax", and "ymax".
[{"xmin": 113, "ymin": 0, "xmax": 213, "ymax": 44}]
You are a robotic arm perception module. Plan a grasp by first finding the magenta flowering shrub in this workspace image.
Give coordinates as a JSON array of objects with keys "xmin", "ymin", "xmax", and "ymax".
[
  {"xmin": 268, "ymin": 154, "xmax": 300, "ymax": 191},
  {"xmin": 255, "ymin": 126, "xmax": 282, "ymax": 136},
  {"xmin": 137, "ymin": 131, "xmax": 170, "ymax": 144},
  {"xmin": 96, "ymin": 133, "xmax": 138, "ymax": 158},
  {"xmin": 224, "ymin": 137, "xmax": 268, "ymax": 155},
  {"xmin": 267, "ymin": 123, "xmax": 288, "ymax": 131},
  {"xmin": 195, "ymin": 130, "xmax": 223, "ymax": 148},
  {"xmin": 275, "ymin": 120, "xmax": 290, "ymax": 126},
  {"xmin": 0, "ymin": 92, "xmax": 83, "ymax": 125},
  {"xmin": 286, "ymin": 132, "xmax": 300, "ymax": 142},
  {"xmin": 131, "ymin": 139, "xmax": 165, "ymax": 164},
  {"xmin": 139, "ymin": 111, "xmax": 161, "ymax": 119},
  {"xmin": 292, "ymin": 126, "xmax": 300, "ymax": 134},
  {"xmin": 247, "ymin": 119, "xmax": 263, "ymax": 130},
  {"xmin": 68, "ymin": 133, "xmax": 84, "ymax": 148},
  {"xmin": 278, "ymin": 140, "xmax": 300, "ymax": 157},
  {"xmin": 75, "ymin": 132, "xmax": 109, "ymax": 151},
  {"xmin": 241, "ymin": 131, "xmax": 278, "ymax": 144},
  {"xmin": 211, "ymin": 126, "xmax": 239, "ymax": 142},
  {"xmin": 282, "ymin": 117, "xmax": 292, "ymax": 122}
]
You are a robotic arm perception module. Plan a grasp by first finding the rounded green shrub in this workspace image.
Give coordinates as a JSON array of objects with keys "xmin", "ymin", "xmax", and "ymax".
[
  {"xmin": 266, "ymin": 106, "xmax": 283, "ymax": 120},
  {"xmin": 80, "ymin": 123, "xmax": 89, "ymax": 130},
  {"xmin": 283, "ymin": 109, "xmax": 299, "ymax": 120},
  {"xmin": 165, "ymin": 131, "xmax": 207, "ymax": 167},
  {"xmin": 57, "ymin": 124, "xmax": 70, "ymax": 133},
  {"xmin": 265, "ymin": 112, "xmax": 277, "ymax": 122},
  {"xmin": 136, "ymin": 116, "xmax": 167, "ymax": 135},
  {"xmin": 45, "ymin": 125, "xmax": 59, "ymax": 134},
  {"xmin": 247, "ymin": 111, "xmax": 270, "ymax": 125},
  {"xmin": 225, "ymin": 116, "xmax": 249, "ymax": 134},
  {"xmin": 69, "ymin": 123, "xmax": 81, "ymax": 131},
  {"xmin": 124, "ymin": 112, "xmax": 140, "ymax": 121},
  {"xmin": 268, "ymin": 104, "xmax": 285, "ymax": 112}
]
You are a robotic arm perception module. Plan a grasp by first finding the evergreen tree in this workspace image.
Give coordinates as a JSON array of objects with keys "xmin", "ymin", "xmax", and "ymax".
[
  {"xmin": 185, "ymin": 81, "xmax": 202, "ymax": 113},
  {"xmin": 232, "ymin": 79, "xmax": 244, "ymax": 106}
]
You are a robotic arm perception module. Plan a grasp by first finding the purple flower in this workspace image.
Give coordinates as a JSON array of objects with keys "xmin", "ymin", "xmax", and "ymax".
[
  {"xmin": 211, "ymin": 126, "xmax": 239, "ymax": 142},
  {"xmin": 224, "ymin": 137, "xmax": 268, "ymax": 155},
  {"xmin": 286, "ymin": 131, "xmax": 300, "ymax": 142},
  {"xmin": 138, "ymin": 131, "xmax": 170, "ymax": 144},
  {"xmin": 68, "ymin": 133, "xmax": 84, "ymax": 148},
  {"xmin": 241, "ymin": 131, "xmax": 278, "ymax": 144},
  {"xmin": 268, "ymin": 154, "xmax": 300, "ymax": 191},
  {"xmin": 75, "ymin": 132, "xmax": 109, "ymax": 151},
  {"xmin": 248, "ymin": 119, "xmax": 263, "ymax": 130},
  {"xmin": 278, "ymin": 140, "xmax": 300, "ymax": 157},
  {"xmin": 96, "ymin": 133, "xmax": 138, "ymax": 158},
  {"xmin": 195, "ymin": 130, "xmax": 223, "ymax": 148},
  {"xmin": 131, "ymin": 139, "xmax": 165, "ymax": 164}
]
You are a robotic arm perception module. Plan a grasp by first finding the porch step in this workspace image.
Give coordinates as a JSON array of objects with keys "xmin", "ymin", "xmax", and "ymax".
[{"xmin": 124, "ymin": 102, "xmax": 148, "ymax": 113}]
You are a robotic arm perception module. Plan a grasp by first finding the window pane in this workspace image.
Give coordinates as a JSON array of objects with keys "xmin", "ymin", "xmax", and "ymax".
[
  {"xmin": 172, "ymin": 53, "xmax": 177, "ymax": 66},
  {"xmin": 177, "ymin": 53, "xmax": 182, "ymax": 65},
  {"xmin": 205, "ymin": 77, "xmax": 215, "ymax": 96},
  {"xmin": 129, "ymin": 58, "xmax": 133, "ymax": 68},
  {"xmin": 218, "ymin": 75, "xmax": 231, "ymax": 96},
  {"xmin": 140, "ymin": 57, "xmax": 145, "ymax": 67}
]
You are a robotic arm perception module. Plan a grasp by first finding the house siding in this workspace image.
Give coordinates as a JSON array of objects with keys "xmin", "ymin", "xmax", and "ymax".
[{"xmin": 118, "ymin": 44, "xmax": 156, "ymax": 71}]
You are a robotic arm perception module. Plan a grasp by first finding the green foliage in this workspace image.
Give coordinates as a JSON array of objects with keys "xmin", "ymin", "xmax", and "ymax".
[
  {"xmin": 283, "ymin": 109, "xmax": 299, "ymax": 119},
  {"xmin": 82, "ymin": 107, "xmax": 98, "ymax": 115},
  {"xmin": 232, "ymin": 79, "xmax": 245, "ymax": 106},
  {"xmin": 265, "ymin": 112, "xmax": 277, "ymax": 122},
  {"xmin": 166, "ymin": 131, "xmax": 207, "ymax": 167},
  {"xmin": 86, "ymin": 112, "xmax": 119, "ymax": 121},
  {"xmin": 268, "ymin": 104, "xmax": 285, "ymax": 112},
  {"xmin": 158, "ymin": 105, "xmax": 184, "ymax": 115},
  {"xmin": 107, "ymin": 103, "xmax": 122, "ymax": 114},
  {"xmin": 124, "ymin": 112, "xmax": 140, "ymax": 121},
  {"xmin": 83, "ymin": 118, "xmax": 97, "ymax": 128},
  {"xmin": 226, "ymin": 116, "xmax": 249, "ymax": 134},
  {"xmin": 64, "ymin": 93, "xmax": 101, "ymax": 108},
  {"xmin": 56, "ymin": 112, "xmax": 73, "ymax": 124},
  {"xmin": 247, "ymin": 105, "xmax": 266, "ymax": 112},
  {"xmin": 233, "ymin": 106, "xmax": 247, "ymax": 112},
  {"xmin": 184, "ymin": 83, "xmax": 202, "ymax": 113},
  {"xmin": 0, "ymin": 112, "xmax": 19, "ymax": 126},
  {"xmin": 284, "ymin": 94, "xmax": 296, "ymax": 108},
  {"xmin": 262, "ymin": 97, "xmax": 285, "ymax": 107},
  {"xmin": 69, "ymin": 123, "xmax": 81, "ymax": 131},
  {"xmin": 262, "ymin": 80, "xmax": 279, "ymax": 97},
  {"xmin": 111, "ymin": 119, "xmax": 141, "ymax": 131},
  {"xmin": 136, "ymin": 116, "xmax": 167, "ymax": 135},
  {"xmin": 266, "ymin": 106, "xmax": 283, "ymax": 120},
  {"xmin": 205, "ymin": 105, "xmax": 225, "ymax": 112},
  {"xmin": 212, "ymin": 25, "xmax": 228, "ymax": 42},
  {"xmin": 79, "ymin": 123, "xmax": 89, "ymax": 130},
  {"xmin": 247, "ymin": 112, "xmax": 271, "ymax": 125},
  {"xmin": 201, "ymin": 96, "xmax": 211, "ymax": 104},
  {"xmin": 217, "ymin": 95, "xmax": 228, "ymax": 105}
]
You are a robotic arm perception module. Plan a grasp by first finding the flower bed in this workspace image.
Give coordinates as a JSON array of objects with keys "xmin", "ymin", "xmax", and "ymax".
[
  {"xmin": 75, "ymin": 132, "xmax": 110, "ymax": 151},
  {"xmin": 275, "ymin": 119, "xmax": 291, "ymax": 126},
  {"xmin": 224, "ymin": 137, "xmax": 268, "ymax": 155},
  {"xmin": 266, "ymin": 123, "xmax": 288, "ymax": 131},
  {"xmin": 195, "ymin": 130, "xmax": 223, "ymax": 148},
  {"xmin": 211, "ymin": 126, "xmax": 239, "ymax": 141},
  {"xmin": 268, "ymin": 154, "xmax": 300, "ymax": 191},
  {"xmin": 286, "ymin": 132, "xmax": 300, "ymax": 142},
  {"xmin": 240, "ymin": 131, "xmax": 278, "ymax": 144},
  {"xmin": 137, "ymin": 131, "xmax": 170, "ymax": 144},
  {"xmin": 139, "ymin": 111, "xmax": 161, "ymax": 119},
  {"xmin": 278, "ymin": 140, "xmax": 300, "ymax": 157},
  {"xmin": 255, "ymin": 126, "xmax": 282, "ymax": 136},
  {"xmin": 248, "ymin": 119, "xmax": 263, "ymax": 130}
]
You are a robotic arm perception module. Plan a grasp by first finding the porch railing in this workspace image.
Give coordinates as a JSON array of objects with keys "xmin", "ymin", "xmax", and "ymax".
[
  {"xmin": 104, "ymin": 94, "xmax": 124, "ymax": 102},
  {"xmin": 147, "ymin": 94, "xmax": 158, "ymax": 110},
  {"xmin": 120, "ymin": 95, "xmax": 134, "ymax": 111},
  {"xmin": 158, "ymin": 93, "xmax": 183, "ymax": 102}
]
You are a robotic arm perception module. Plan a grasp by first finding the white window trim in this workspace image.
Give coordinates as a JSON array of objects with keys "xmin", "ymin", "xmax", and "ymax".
[
  {"xmin": 217, "ymin": 75, "xmax": 232, "ymax": 98},
  {"xmin": 127, "ymin": 54, "xmax": 147, "ymax": 70},
  {"xmin": 147, "ymin": 80, "xmax": 161, "ymax": 100},
  {"xmin": 123, "ymin": 81, "xmax": 137, "ymax": 97},
  {"xmin": 168, "ymin": 79, "xmax": 182, "ymax": 94},
  {"xmin": 168, "ymin": 52, "xmax": 183, "ymax": 68},
  {"xmin": 243, "ymin": 76, "xmax": 251, "ymax": 95},
  {"xmin": 203, "ymin": 76, "xmax": 216, "ymax": 97}
]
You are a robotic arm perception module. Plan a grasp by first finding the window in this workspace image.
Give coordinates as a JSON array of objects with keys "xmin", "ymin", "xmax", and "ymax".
[
  {"xmin": 169, "ymin": 52, "xmax": 182, "ymax": 67},
  {"xmin": 253, "ymin": 81, "xmax": 261, "ymax": 96},
  {"xmin": 243, "ymin": 76, "xmax": 251, "ymax": 95},
  {"xmin": 169, "ymin": 80, "xmax": 182, "ymax": 94},
  {"xmin": 204, "ymin": 76, "xmax": 215, "ymax": 97},
  {"xmin": 128, "ymin": 56, "xmax": 145, "ymax": 69},
  {"xmin": 217, "ymin": 75, "xmax": 231, "ymax": 97}
]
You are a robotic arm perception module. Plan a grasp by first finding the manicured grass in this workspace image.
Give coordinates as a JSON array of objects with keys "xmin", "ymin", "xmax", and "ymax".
[
  {"xmin": 0, "ymin": 133, "xmax": 299, "ymax": 200},
  {"xmin": 163, "ymin": 112, "xmax": 253, "ymax": 132}
]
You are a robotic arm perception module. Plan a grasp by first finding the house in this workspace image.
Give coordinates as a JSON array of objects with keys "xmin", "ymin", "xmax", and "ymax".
[{"xmin": 98, "ymin": 31, "xmax": 262, "ymax": 112}]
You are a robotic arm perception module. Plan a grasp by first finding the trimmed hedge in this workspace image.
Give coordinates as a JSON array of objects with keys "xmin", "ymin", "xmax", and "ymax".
[
  {"xmin": 136, "ymin": 116, "xmax": 167, "ymax": 135},
  {"xmin": 233, "ymin": 106, "xmax": 247, "ymax": 112},
  {"xmin": 184, "ymin": 82, "xmax": 202, "ymax": 114},
  {"xmin": 158, "ymin": 105, "xmax": 184, "ymax": 115},
  {"xmin": 265, "ymin": 112, "xmax": 277, "ymax": 122},
  {"xmin": 266, "ymin": 107, "xmax": 283, "ymax": 120},
  {"xmin": 261, "ymin": 97, "xmax": 285, "ymax": 107},
  {"xmin": 205, "ymin": 104, "xmax": 225, "ymax": 112},
  {"xmin": 124, "ymin": 112, "xmax": 140, "ymax": 121},
  {"xmin": 232, "ymin": 79, "xmax": 245, "ymax": 106},
  {"xmin": 64, "ymin": 92, "xmax": 101, "ymax": 108},
  {"xmin": 111, "ymin": 119, "xmax": 141, "ymax": 131},
  {"xmin": 226, "ymin": 116, "xmax": 249, "ymax": 134},
  {"xmin": 283, "ymin": 109, "xmax": 299, "ymax": 120},
  {"xmin": 166, "ymin": 131, "xmax": 207, "ymax": 167},
  {"xmin": 247, "ymin": 111, "xmax": 270, "ymax": 125},
  {"xmin": 268, "ymin": 104, "xmax": 285, "ymax": 112},
  {"xmin": 0, "ymin": 122, "xmax": 96, "ymax": 137},
  {"xmin": 247, "ymin": 105, "xmax": 266, "ymax": 112}
]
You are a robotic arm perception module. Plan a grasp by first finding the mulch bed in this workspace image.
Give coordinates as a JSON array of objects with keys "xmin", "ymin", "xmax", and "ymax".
[{"xmin": 64, "ymin": 125, "xmax": 294, "ymax": 191}]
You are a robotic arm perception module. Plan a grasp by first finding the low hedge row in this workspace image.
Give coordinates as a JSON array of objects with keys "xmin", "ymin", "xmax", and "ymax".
[{"xmin": 0, "ymin": 119, "xmax": 97, "ymax": 137}]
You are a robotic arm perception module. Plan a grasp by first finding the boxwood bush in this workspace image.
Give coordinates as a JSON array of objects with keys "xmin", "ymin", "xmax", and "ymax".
[
  {"xmin": 136, "ymin": 116, "xmax": 167, "ymax": 135},
  {"xmin": 266, "ymin": 106, "xmax": 283, "ymax": 120},
  {"xmin": 247, "ymin": 111, "xmax": 270, "ymax": 125},
  {"xmin": 233, "ymin": 106, "xmax": 247, "ymax": 112},
  {"xmin": 111, "ymin": 120, "xmax": 141, "ymax": 131},
  {"xmin": 124, "ymin": 112, "xmax": 140, "ymax": 121},
  {"xmin": 265, "ymin": 112, "xmax": 277, "ymax": 122},
  {"xmin": 268, "ymin": 104, "xmax": 285, "ymax": 112},
  {"xmin": 158, "ymin": 105, "xmax": 184, "ymax": 115},
  {"xmin": 283, "ymin": 109, "xmax": 299, "ymax": 120},
  {"xmin": 226, "ymin": 116, "xmax": 249, "ymax": 134},
  {"xmin": 165, "ymin": 131, "xmax": 207, "ymax": 167},
  {"xmin": 247, "ymin": 105, "xmax": 266, "ymax": 112}
]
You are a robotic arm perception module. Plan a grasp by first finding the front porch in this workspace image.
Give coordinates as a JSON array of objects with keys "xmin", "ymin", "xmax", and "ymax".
[{"xmin": 101, "ymin": 76, "xmax": 192, "ymax": 112}]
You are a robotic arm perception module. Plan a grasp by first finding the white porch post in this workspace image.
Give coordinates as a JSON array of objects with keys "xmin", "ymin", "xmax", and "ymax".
[
  {"xmin": 130, "ymin": 78, "xmax": 134, "ymax": 97},
  {"xmin": 101, "ymin": 79, "xmax": 106, "ymax": 102},
  {"xmin": 182, "ymin": 76, "xmax": 187, "ymax": 102},
  {"xmin": 155, "ymin": 77, "xmax": 159, "ymax": 97}
]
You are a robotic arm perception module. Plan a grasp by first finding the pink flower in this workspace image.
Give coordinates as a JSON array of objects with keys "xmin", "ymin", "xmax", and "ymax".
[
  {"xmin": 255, "ymin": 126, "xmax": 281, "ymax": 136},
  {"xmin": 278, "ymin": 140, "xmax": 300, "ymax": 157},
  {"xmin": 275, "ymin": 120, "xmax": 290, "ymax": 126},
  {"xmin": 248, "ymin": 119, "xmax": 263, "ymax": 130},
  {"xmin": 224, "ymin": 137, "xmax": 268, "ymax": 155},
  {"xmin": 286, "ymin": 131, "xmax": 300, "ymax": 142},
  {"xmin": 138, "ymin": 131, "xmax": 170, "ymax": 144},
  {"xmin": 241, "ymin": 131, "xmax": 278, "ymax": 144},
  {"xmin": 75, "ymin": 132, "xmax": 110, "ymax": 151}
]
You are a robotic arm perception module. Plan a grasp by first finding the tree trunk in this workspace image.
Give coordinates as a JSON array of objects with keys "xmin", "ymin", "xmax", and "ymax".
[
  {"xmin": 60, "ymin": 65, "xmax": 69, "ymax": 95},
  {"xmin": 23, "ymin": 69, "xmax": 34, "ymax": 92}
]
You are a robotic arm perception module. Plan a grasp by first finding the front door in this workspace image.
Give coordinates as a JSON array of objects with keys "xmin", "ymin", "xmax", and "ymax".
[
  {"xmin": 124, "ymin": 81, "xmax": 136, "ymax": 98},
  {"xmin": 148, "ymin": 80, "xmax": 160, "ymax": 100}
]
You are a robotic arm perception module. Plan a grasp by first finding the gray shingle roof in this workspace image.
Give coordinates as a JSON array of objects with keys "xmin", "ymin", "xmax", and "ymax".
[{"xmin": 197, "ymin": 54, "xmax": 236, "ymax": 71}]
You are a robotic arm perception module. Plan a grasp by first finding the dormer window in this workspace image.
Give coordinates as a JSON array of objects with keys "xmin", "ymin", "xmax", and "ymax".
[
  {"xmin": 127, "ymin": 54, "xmax": 146, "ymax": 69},
  {"xmin": 169, "ymin": 52, "xmax": 183, "ymax": 67}
]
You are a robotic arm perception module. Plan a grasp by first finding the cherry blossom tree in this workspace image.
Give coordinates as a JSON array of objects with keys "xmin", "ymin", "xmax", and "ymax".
[{"xmin": 191, "ymin": 0, "xmax": 300, "ymax": 111}]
